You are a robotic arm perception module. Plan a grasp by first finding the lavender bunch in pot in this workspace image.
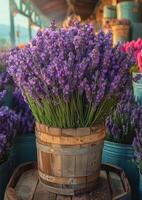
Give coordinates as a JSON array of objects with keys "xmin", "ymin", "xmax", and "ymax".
[
  {"xmin": 12, "ymin": 88, "xmax": 36, "ymax": 166},
  {"xmin": 7, "ymin": 21, "xmax": 134, "ymax": 195},
  {"xmin": 103, "ymin": 90, "xmax": 141, "ymax": 198},
  {"xmin": 0, "ymin": 106, "xmax": 18, "ymax": 200},
  {"xmin": 133, "ymin": 128, "xmax": 142, "ymax": 199}
]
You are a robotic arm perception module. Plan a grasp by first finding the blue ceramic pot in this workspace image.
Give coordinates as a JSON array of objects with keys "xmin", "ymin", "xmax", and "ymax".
[
  {"xmin": 12, "ymin": 133, "xmax": 37, "ymax": 167},
  {"xmin": 0, "ymin": 150, "xmax": 15, "ymax": 200},
  {"xmin": 139, "ymin": 171, "xmax": 142, "ymax": 200},
  {"xmin": 117, "ymin": 2, "xmax": 142, "ymax": 22},
  {"xmin": 133, "ymin": 72, "xmax": 142, "ymax": 105},
  {"xmin": 102, "ymin": 141, "xmax": 139, "ymax": 199}
]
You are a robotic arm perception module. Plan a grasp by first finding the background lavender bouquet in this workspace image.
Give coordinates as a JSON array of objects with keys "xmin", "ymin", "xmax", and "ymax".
[
  {"xmin": 12, "ymin": 88, "xmax": 35, "ymax": 134},
  {"xmin": 106, "ymin": 90, "xmax": 142, "ymax": 144},
  {"xmin": 7, "ymin": 21, "xmax": 135, "ymax": 128},
  {"xmin": 0, "ymin": 105, "xmax": 18, "ymax": 164}
]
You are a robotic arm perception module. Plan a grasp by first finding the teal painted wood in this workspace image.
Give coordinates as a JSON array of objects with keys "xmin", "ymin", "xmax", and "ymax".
[
  {"xmin": 102, "ymin": 141, "xmax": 139, "ymax": 200},
  {"xmin": 131, "ymin": 23, "xmax": 142, "ymax": 41},
  {"xmin": 12, "ymin": 133, "xmax": 37, "ymax": 167},
  {"xmin": 140, "ymin": 172, "xmax": 142, "ymax": 200},
  {"xmin": 133, "ymin": 72, "xmax": 142, "ymax": 105},
  {"xmin": 103, "ymin": 5, "xmax": 116, "ymax": 19},
  {"xmin": 3, "ymin": 85, "xmax": 13, "ymax": 108},
  {"xmin": 0, "ymin": 150, "xmax": 15, "ymax": 200},
  {"xmin": 117, "ymin": 2, "xmax": 142, "ymax": 22}
]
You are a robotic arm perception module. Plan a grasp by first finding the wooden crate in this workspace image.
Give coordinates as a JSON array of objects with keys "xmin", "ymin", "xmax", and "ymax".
[{"xmin": 4, "ymin": 162, "xmax": 131, "ymax": 200}]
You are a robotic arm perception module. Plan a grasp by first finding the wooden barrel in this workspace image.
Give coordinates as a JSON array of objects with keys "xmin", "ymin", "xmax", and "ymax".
[
  {"xmin": 112, "ymin": 24, "xmax": 130, "ymax": 45},
  {"xmin": 35, "ymin": 123, "xmax": 105, "ymax": 195},
  {"xmin": 117, "ymin": 2, "xmax": 142, "ymax": 22},
  {"xmin": 103, "ymin": 5, "xmax": 116, "ymax": 19},
  {"xmin": 4, "ymin": 162, "xmax": 131, "ymax": 200}
]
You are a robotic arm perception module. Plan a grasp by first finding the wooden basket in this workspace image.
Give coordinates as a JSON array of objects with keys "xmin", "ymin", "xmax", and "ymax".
[{"xmin": 35, "ymin": 123, "xmax": 105, "ymax": 195}]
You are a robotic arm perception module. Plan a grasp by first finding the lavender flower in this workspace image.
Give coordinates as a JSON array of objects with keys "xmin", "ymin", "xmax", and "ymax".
[
  {"xmin": 7, "ymin": 22, "xmax": 135, "ymax": 128},
  {"xmin": 13, "ymin": 88, "xmax": 35, "ymax": 134},
  {"xmin": 106, "ymin": 90, "xmax": 142, "ymax": 144},
  {"xmin": 0, "ymin": 106, "xmax": 18, "ymax": 164}
]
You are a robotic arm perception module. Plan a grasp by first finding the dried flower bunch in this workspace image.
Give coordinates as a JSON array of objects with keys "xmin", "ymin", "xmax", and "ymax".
[
  {"xmin": 106, "ymin": 90, "xmax": 142, "ymax": 144},
  {"xmin": 8, "ymin": 21, "xmax": 134, "ymax": 128}
]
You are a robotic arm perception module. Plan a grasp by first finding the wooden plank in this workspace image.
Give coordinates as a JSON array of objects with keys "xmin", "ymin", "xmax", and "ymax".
[
  {"xmin": 56, "ymin": 195, "xmax": 72, "ymax": 200},
  {"xmin": 62, "ymin": 155, "xmax": 76, "ymax": 177},
  {"xmin": 37, "ymin": 131, "xmax": 105, "ymax": 145},
  {"xmin": 109, "ymin": 172, "xmax": 124, "ymax": 198},
  {"xmin": 33, "ymin": 182, "xmax": 56, "ymax": 200},
  {"xmin": 75, "ymin": 154, "xmax": 88, "ymax": 176},
  {"xmin": 50, "ymin": 154, "xmax": 62, "ymax": 176},
  {"xmin": 40, "ymin": 152, "xmax": 52, "ymax": 175},
  {"xmin": 15, "ymin": 169, "xmax": 38, "ymax": 200},
  {"xmin": 72, "ymin": 194, "xmax": 90, "ymax": 200}
]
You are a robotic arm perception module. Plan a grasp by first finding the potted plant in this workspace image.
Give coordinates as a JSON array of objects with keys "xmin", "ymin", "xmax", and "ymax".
[
  {"xmin": 123, "ymin": 39, "xmax": 142, "ymax": 105},
  {"xmin": 0, "ymin": 105, "xmax": 18, "ymax": 200},
  {"xmin": 12, "ymin": 88, "xmax": 36, "ymax": 167},
  {"xmin": 133, "ymin": 132, "xmax": 142, "ymax": 200},
  {"xmin": 7, "ymin": 21, "xmax": 134, "ymax": 195},
  {"xmin": 103, "ymin": 90, "xmax": 141, "ymax": 199}
]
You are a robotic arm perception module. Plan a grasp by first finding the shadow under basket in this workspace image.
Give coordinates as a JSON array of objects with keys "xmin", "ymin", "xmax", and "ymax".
[{"xmin": 36, "ymin": 123, "xmax": 105, "ymax": 195}]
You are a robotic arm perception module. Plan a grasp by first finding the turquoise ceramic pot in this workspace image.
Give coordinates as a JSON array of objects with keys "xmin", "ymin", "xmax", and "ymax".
[
  {"xmin": 133, "ymin": 72, "xmax": 142, "ymax": 105},
  {"xmin": 117, "ymin": 2, "xmax": 142, "ymax": 22},
  {"xmin": 103, "ymin": 5, "xmax": 116, "ymax": 19},
  {"xmin": 12, "ymin": 133, "xmax": 37, "ymax": 167},
  {"xmin": 0, "ymin": 150, "xmax": 15, "ymax": 200},
  {"xmin": 102, "ymin": 141, "xmax": 139, "ymax": 199},
  {"xmin": 139, "ymin": 172, "xmax": 142, "ymax": 200}
]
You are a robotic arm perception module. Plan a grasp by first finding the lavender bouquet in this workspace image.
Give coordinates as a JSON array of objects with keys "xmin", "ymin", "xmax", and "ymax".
[
  {"xmin": 13, "ymin": 88, "xmax": 35, "ymax": 134},
  {"xmin": 0, "ymin": 106, "xmax": 18, "ymax": 164},
  {"xmin": 7, "ymin": 22, "xmax": 134, "ymax": 128},
  {"xmin": 106, "ymin": 90, "xmax": 142, "ymax": 144}
]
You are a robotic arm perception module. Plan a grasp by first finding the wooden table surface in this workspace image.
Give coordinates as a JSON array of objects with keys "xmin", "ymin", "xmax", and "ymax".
[{"xmin": 4, "ymin": 162, "xmax": 131, "ymax": 200}]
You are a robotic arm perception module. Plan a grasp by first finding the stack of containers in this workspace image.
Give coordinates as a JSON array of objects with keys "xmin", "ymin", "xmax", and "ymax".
[
  {"xmin": 103, "ymin": 1, "xmax": 142, "ymax": 45},
  {"xmin": 117, "ymin": 1, "xmax": 142, "ymax": 40}
]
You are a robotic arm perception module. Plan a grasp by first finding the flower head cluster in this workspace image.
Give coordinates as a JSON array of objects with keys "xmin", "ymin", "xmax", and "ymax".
[
  {"xmin": 0, "ymin": 106, "xmax": 18, "ymax": 164},
  {"xmin": 7, "ymin": 22, "xmax": 135, "ymax": 127},
  {"xmin": 123, "ymin": 38, "xmax": 142, "ymax": 72},
  {"xmin": 105, "ymin": 90, "xmax": 142, "ymax": 144},
  {"xmin": 13, "ymin": 88, "xmax": 35, "ymax": 134},
  {"xmin": 133, "ymin": 133, "xmax": 142, "ymax": 172}
]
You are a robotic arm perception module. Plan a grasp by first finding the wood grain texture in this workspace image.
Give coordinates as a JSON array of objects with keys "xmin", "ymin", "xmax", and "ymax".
[
  {"xmin": 4, "ymin": 162, "xmax": 131, "ymax": 200},
  {"xmin": 15, "ymin": 169, "xmax": 38, "ymax": 200}
]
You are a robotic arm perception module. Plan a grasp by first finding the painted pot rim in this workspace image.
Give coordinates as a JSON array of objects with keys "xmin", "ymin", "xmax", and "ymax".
[{"xmin": 104, "ymin": 140, "xmax": 132, "ymax": 148}]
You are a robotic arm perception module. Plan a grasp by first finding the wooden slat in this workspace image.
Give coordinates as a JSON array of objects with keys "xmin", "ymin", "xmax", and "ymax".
[
  {"xmin": 37, "ymin": 131, "xmax": 105, "ymax": 145},
  {"xmin": 62, "ymin": 155, "xmax": 76, "ymax": 177},
  {"xmin": 39, "ymin": 170, "xmax": 98, "ymax": 185},
  {"xmin": 56, "ymin": 195, "xmax": 71, "ymax": 200},
  {"xmin": 40, "ymin": 152, "xmax": 52, "ymax": 175},
  {"xmin": 75, "ymin": 154, "xmax": 88, "ymax": 177},
  {"xmin": 33, "ymin": 182, "xmax": 56, "ymax": 200},
  {"xmin": 15, "ymin": 169, "xmax": 38, "ymax": 200},
  {"xmin": 50, "ymin": 154, "xmax": 62, "ymax": 176}
]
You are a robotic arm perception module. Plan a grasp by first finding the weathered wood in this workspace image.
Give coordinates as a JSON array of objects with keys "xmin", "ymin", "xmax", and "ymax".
[
  {"xmin": 36, "ymin": 124, "xmax": 105, "ymax": 195},
  {"xmin": 15, "ymin": 169, "xmax": 38, "ymax": 200},
  {"xmin": 33, "ymin": 182, "xmax": 57, "ymax": 200},
  {"xmin": 4, "ymin": 162, "xmax": 131, "ymax": 200}
]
